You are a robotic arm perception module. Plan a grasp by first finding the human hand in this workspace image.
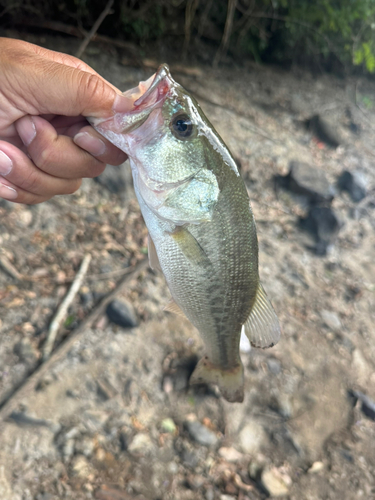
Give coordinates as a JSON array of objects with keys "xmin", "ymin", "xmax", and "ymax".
[{"xmin": 0, "ymin": 37, "xmax": 129, "ymax": 204}]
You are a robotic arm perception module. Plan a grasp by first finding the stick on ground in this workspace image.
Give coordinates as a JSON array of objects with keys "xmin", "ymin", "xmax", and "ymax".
[
  {"xmin": 0, "ymin": 258, "xmax": 148, "ymax": 427},
  {"xmin": 42, "ymin": 253, "xmax": 92, "ymax": 361}
]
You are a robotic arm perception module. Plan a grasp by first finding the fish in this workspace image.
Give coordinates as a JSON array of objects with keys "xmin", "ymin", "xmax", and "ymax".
[{"xmin": 90, "ymin": 65, "xmax": 280, "ymax": 403}]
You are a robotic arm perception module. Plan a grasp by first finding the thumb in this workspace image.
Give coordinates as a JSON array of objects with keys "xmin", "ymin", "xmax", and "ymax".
[{"xmin": 32, "ymin": 62, "xmax": 128, "ymax": 118}]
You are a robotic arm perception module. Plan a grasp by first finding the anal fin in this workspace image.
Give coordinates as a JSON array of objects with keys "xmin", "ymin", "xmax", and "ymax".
[
  {"xmin": 164, "ymin": 298, "xmax": 187, "ymax": 319},
  {"xmin": 244, "ymin": 283, "xmax": 281, "ymax": 349}
]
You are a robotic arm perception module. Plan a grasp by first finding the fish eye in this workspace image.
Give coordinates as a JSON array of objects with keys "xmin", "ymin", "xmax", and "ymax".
[{"xmin": 170, "ymin": 113, "xmax": 194, "ymax": 140}]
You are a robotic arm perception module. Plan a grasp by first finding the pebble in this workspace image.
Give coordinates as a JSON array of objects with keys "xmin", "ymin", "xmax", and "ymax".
[
  {"xmin": 74, "ymin": 436, "xmax": 96, "ymax": 457},
  {"xmin": 218, "ymin": 446, "xmax": 243, "ymax": 462},
  {"xmin": 106, "ymin": 299, "xmax": 138, "ymax": 328},
  {"xmin": 161, "ymin": 418, "xmax": 177, "ymax": 434},
  {"xmin": 350, "ymin": 390, "xmax": 375, "ymax": 420},
  {"xmin": 305, "ymin": 114, "xmax": 342, "ymax": 148},
  {"xmin": 71, "ymin": 455, "xmax": 91, "ymax": 478},
  {"xmin": 321, "ymin": 310, "xmax": 341, "ymax": 331},
  {"xmin": 338, "ymin": 170, "xmax": 367, "ymax": 202},
  {"xmin": 284, "ymin": 160, "xmax": 335, "ymax": 203},
  {"xmin": 220, "ymin": 496, "xmax": 236, "ymax": 500},
  {"xmin": 308, "ymin": 461, "xmax": 324, "ymax": 473},
  {"xmin": 128, "ymin": 432, "xmax": 155, "ymax": 455},
  {"xmin": 300, "ymin": 206, "xmax": 341, "ymax": 255},
  {"xmin": 185, "ymin": 420, "xmax": 218, "ymax": 447},
  {"xmin": 261, "ymin": 467, "xmax": 291, "ymax": 497},
  {"xmin": 238, "ymin": 419, "xmax": 268, "ymax": 454}
]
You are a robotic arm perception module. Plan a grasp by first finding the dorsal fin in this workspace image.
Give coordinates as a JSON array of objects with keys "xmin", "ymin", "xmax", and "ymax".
[
  {"xmin": 148, "ymin": 234, "xmax": 162, "ymax": 272},
  {"xmin": 244, "ymin": 283, "xmax": 281, "ymax": 349}
]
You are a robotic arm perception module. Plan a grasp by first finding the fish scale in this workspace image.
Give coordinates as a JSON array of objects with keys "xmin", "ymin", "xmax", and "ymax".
[{"xmin": 90, "ymin": 64, "xmax": 281, "ymax": 403}]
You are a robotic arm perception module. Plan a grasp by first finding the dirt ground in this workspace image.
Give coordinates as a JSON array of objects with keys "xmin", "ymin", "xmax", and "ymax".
[{"xmin": 0, "ymin": 32, "xmax": 375, "ymax": 500}]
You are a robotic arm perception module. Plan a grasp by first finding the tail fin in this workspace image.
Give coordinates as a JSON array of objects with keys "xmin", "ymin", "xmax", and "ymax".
[{"xmin": 189, "ymin": 356, "xmax": 244, "ymax": 403}]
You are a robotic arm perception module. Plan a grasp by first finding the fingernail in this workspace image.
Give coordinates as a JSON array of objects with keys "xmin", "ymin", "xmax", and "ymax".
[
  {"xmin": 17, "ymin": 116, "xmax": 37, "ymax": 146},
  {"xmin": 113, "ymin": 93, "xmax": 133, "ymax": 114},
  {"xmin": 0, "ymin": 151, "xmax": 13, "ymax": 175},
  {"xmin": 0, "ymin": 182, "xmax": 17, "ymax": 200},
  {"xmin": 74, "ymin": 132, "xmax": 106, "ymax": 156}
]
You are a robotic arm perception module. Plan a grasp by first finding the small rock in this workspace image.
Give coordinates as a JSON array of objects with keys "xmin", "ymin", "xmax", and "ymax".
[
  {"xmin": 71, "ymin": 455, "xmax": 91, "ymax": 478},
  {"xmin": 238, "ymin": 419, "xmax": 268, "ymax": 454},
  {"xmin": 267, "ymin": 357, "xmax": 282, "ymax": 375},
  {"xmin": 350, "ymin": 390, "xmax": 375, "ymax": 420},
  {"xmin": 161, "ymin": 418, "xmax": 177, "ymax": 434},
  {"xmin": 17, "ymin": 209, "xmax": 33, "ymax": 227},
  {"xmin": 261, "ymin": 467, "xmax": 291, "ymax": 497},
  {"xmin": 128, "ymin": 433, "xmax": 155, "ymax": 455},
  {"xmin": 308, "ymin": 461, "xmax": 324, "ymax": 473},
  {"xmin": 106, "ymin": 299, "xmax": 138, "ymax": 328},
  {"xmin": 304, "ymin": 114, "xmax": 342, "ymax": 148},
  {"xmin": 338, "ymin": 171, "xmax": 367, "ymax": 202},
  {"xmin": 300, "ymin": 206, "xmax": 341, "ymax": 255},
  {"xmin": 220, "ymin": 496, "xmax": 236, "ymax": 500},
  {"xmin": 14, "ymin": 337, "xmax": 39, "ymax": 364},
  {"xmin": 249, "ymin": 459, "xmax": 265, "ymax": 480},
  {"xmin": 185, "ymin": 420, "xmax": 218, "ymax": 447},
  {"xmin": 321, "ymin": 310, "xmax": 341, "ymax": 331},
  {"xmin": 75, "ymin": 436, "xmax": 96, "ymax": 457},
  {"xmin": 282, "ymin": 161, "xmax": 335, "ymax": 203},
  {"xmin": 218, "ymin": 446, "xmax": 243, "ymax": 462}
]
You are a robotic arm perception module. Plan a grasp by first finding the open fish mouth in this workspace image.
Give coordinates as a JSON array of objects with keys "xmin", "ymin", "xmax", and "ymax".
[{"xmin": 89, "ymin": 64, "xmax": 173, "ymax": 135}]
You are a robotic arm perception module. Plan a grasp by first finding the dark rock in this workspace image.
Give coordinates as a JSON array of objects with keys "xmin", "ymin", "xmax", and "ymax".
[
  {"xmin": 350, "ymin": 390, "xmax": 375, "ymax": 420},
  {"xmin": 300, "ymin": 206, "xmax": 341, "ymax": 255},
  {"xmin": 106, "ymin": 299, "xmax": 138, "ymax": 328},
  {"xmin": 163, "ymin": 354, "xmax": 198, "ymax": 393},
  {"xmin": 94, "ymin": 162, "xmax": 131, "ymax": 194},
  {"xmin": 338, "ymin": 171, "xmax": 367, "ymax": 202},
  {"xmin": 280, "ymin": 161, "xmax": 335, "ymax": 203},
  {"xmin": 304, "ymin": 114, "xmax": 342, "ymax": 148},
  {"xmin": 185, "ymin": 420, "xmax": 218, "ymax": 447}
]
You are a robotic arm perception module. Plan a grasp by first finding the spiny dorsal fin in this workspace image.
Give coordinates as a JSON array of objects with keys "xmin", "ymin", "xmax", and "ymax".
[
  {"xmin": 244, "ymin": 283, "xmax": 281, "ymax": 349},
  {"xmin": 148, "ymin": 234, "xmax": 162, "ymax": 272},
  {"xmin": 164, "ymin": 298, "xmax": 187, "ymax": 319}
]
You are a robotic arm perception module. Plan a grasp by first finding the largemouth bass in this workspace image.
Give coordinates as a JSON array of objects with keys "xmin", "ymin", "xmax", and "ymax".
[{"xmin": 90, "ymin": 65, "xmax": 280, "ymax": 403}]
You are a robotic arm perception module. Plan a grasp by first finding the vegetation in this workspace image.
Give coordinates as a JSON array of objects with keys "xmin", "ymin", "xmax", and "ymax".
[{"xmin": 1, "ymin": 0, "xmax": 375, "ymax": 73}]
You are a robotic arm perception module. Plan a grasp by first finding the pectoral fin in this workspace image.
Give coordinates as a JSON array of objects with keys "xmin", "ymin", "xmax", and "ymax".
[
  {"xmin": 244, "ymin": 283, "xmax": 281, "ymax": 348},
  {"xmin": 148, "ymin": 234, "xmax": 162, "ymax": 272},
  {"xmin": 169, "ymin": 227, "xmax": 208, "ymax": 266}
]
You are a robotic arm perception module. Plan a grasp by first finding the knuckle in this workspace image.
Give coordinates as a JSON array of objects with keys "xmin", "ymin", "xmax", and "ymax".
[{"xmin": 21, "ymin": 169, "xmax": 41, "ymax": 193}]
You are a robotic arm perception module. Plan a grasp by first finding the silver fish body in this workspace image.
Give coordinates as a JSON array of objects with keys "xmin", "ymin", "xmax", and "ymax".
[{"xmin": 91, "ymin": 65, "xmax": 280, "ymax": 402}]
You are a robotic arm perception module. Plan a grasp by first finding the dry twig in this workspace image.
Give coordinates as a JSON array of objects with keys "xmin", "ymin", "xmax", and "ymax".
[
  {"xmin": 75, "ymin": 0, "xmax": 114, "ymax": 58},
  {"xmin": 0, "ymin": 259, "xmax": 148, "ymax": 426},
  {"xmin": 42, "ymin": 254, "xmax": 91, "ymax": 361},
  {"xmin": 214, "ymin": 0, "xmax": 237, "ymax": 67},
  {"xmin": 0, "ymin": 252, "xmax": 22, "ymax": 281}
]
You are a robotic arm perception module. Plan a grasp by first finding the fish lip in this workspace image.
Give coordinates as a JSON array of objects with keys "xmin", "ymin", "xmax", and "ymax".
[
  {"xmin": 89, "ymin": 64, "xmax": 173, "ymax": 134},
  {"xmin": 133, "ymin": 64, "xmax": 171, "ymax": 108}
]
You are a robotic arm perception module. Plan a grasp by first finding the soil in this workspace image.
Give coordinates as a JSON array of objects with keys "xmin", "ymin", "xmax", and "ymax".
[{"xmin": 0, "ymin": 31, "xmax": 375, "ymax": 500}]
